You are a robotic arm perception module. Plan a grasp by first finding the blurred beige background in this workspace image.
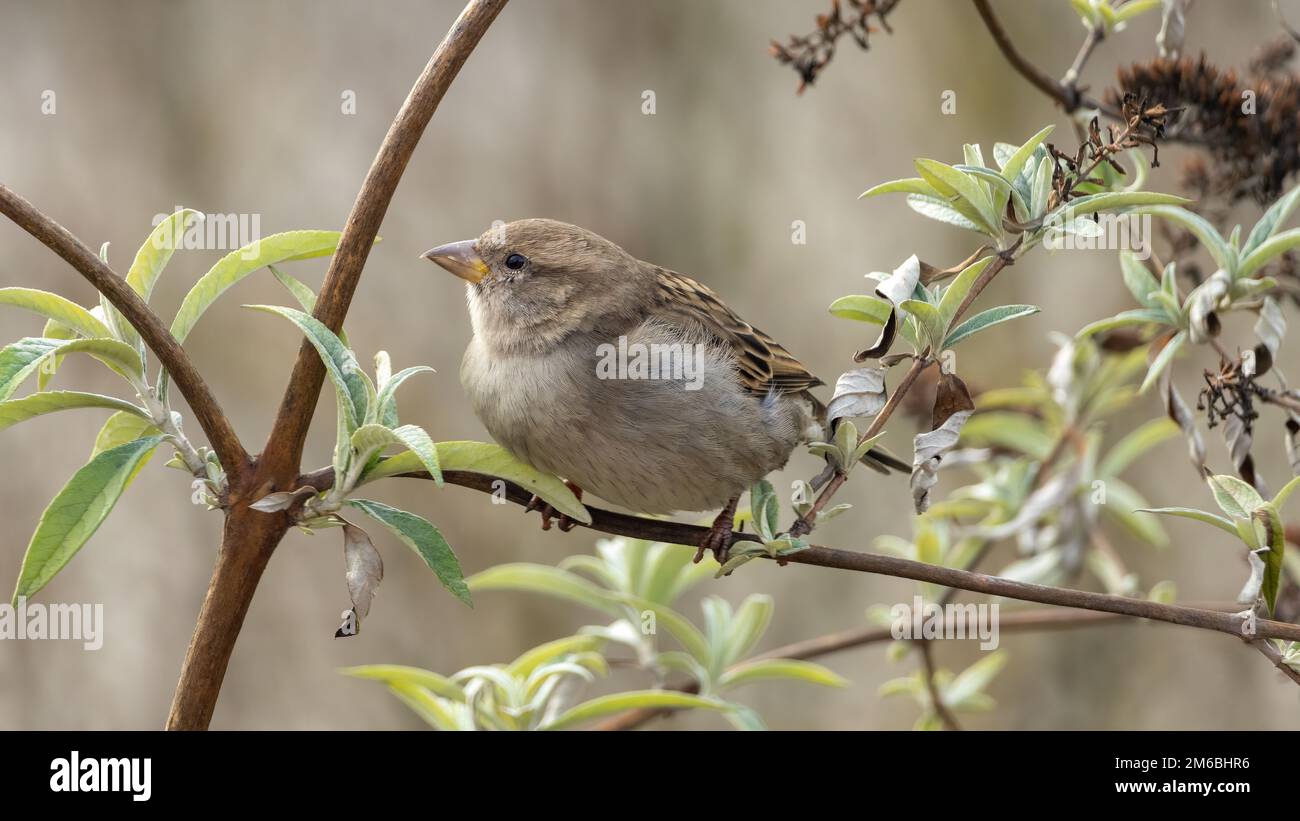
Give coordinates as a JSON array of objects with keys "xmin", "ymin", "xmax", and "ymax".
[{"xmin": 1, "ymin": 0, "xmax": 1298, "ymax": 729}]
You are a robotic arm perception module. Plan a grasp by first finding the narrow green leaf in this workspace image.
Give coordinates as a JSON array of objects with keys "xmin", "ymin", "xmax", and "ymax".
[
  {"xmin": 944, "ymin": 304, "xmax": 1040, "ymax": 348},
  {"xmin": 373, "ymin": 366, "xmax": 434, "ymax": 428},
  {"xmin": 906, "ymin": 194, "xmax": 983, "ymax": 232},
  {"xmin": 0, "ymin": 391, "xmax": 148, "ymax": 433},
  {"xmin": 1139, "ymin": 205, "xmax": 1236, "ymax": 273},
  {"xmin": 361, "ymin": 440, "xmax": 591, "ymax": 525},
  {"xmin": 1076, "ymin": 309, "xmax": 1169, "ymax": 339},
  {"xmin": 245, "ymin": 304, "xmax": 367, "ymax": 428},
  {"xmin": 347, "ymin": 498, "xmax": 469, "ymax": 606},
  {"xmin": 1243, "ymin": 185, "xmax": 1300, "ymax": 257},
  {"xmin": 170, "ymin": 230, "xmax": 345, "ymax": 343},
  {"xmin": 937, "ymin": 256, "xmax": 994, "ymax": 329},
  {"xmin": 467, "ymin": 563, "xmax": 618, "ymax": 615},
  {"xmin": 543, "ymin": 691, "xmax": 735, "ymax": 731},
  {"xmin": 1255, "ymin": 504, "xmax": 1286, "ymax": 615},
  {"xmin": 860, "ymin": 177, "xmax": 938, "ymax": 199},
  {"xmin": 1120, "ymin": 252, "xmax": 1162, "ymax": 309},
  {"xmin": 1238, "ymin": 227, "xmax": 1300, "ymax": 279},
  {"xmin": 998, "ymin": 125, "xmax": 1055, "ymax": 186},
  {"xmin": 340, "ymin": 664, "xmax": 467, "ymax": 701},
  {"xmin": 12, "ymin": 435, "xmax": 164, "ymax": 603},
  {"xmin": 828, "ymin": 294, "xmax": 892, "ymax": 325},
  {"xmin": 916, "ymin": 159, "xmax": 1000, "ymax": 235},
  {"xmin": 350, "ymin": 423, "xmax": 443, "ymax": 486},
  {"xmin": 1271, "ymin": 474, "xmax": 1300, "ymax": 512},
  {"xmin": 1099, "ymin": 418, "xmax": 1178, "ymax": 477},
  {"xmin": 0, "ymin": 288, "xmax": 112, "ymax": 339},
  {"xmin": 1139, "ymin": 330, "xmax": 1186, "ymax": 394},
  {"xmin": 719, "ymin": 658, "xmax": 848, "ymax": 690}
]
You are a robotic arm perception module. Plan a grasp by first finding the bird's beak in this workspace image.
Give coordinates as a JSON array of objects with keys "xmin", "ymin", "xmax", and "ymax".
[{"xmin": 421, "ymin": 240, "xmax": 490, "ymax": 284}]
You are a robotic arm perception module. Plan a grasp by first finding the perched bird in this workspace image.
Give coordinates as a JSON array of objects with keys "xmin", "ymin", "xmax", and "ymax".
[{"xmin": 423, "ymin": 219, "xmax": 902, "ymax": 561}]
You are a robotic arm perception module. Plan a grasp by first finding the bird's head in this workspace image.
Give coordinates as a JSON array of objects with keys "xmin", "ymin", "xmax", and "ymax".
[{"xmin": 422, "ymin": 219, "xmax": 655, "ymax": 353}]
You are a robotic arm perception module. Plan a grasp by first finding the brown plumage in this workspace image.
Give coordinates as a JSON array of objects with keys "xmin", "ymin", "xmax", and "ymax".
[{"xmin": 423, "ymin": 219, "xmax": 900, "ymax": 561}]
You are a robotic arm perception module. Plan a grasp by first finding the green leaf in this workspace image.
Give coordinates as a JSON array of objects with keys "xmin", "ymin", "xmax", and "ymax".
[
  {"xmin": 1076, "ymin": 309, "xmax": 1169, "ymax": 339},
  {"xmin": 1271, "ymin": 474, "xmax": 1300, "ymax": 512},
  {"xmin": 1255, "ymin": 504, "xmax": 1286, "ymax": 615},
  {"xmin": 1113, "ymin": 0, "xmax": 1161, "ymax": 23},
  {"xmin": 11, "ymin": 435, "xmax": 164, "ymax": 603},
  {"xmin": 945, "ymin": 651, "xmax": 1007, "ymax": 708},
  {"xmin": 1099, "ymin": 418, "xmax": 1178, "ymax": 477},
  {"xmin": 723, "ymin": 594, "xmax": 774, "ymax": 666},
  {"xmin": 0, "ymin": 337, "xmax": 143, "ymax": 402},
  {"xmin": 35, "ymin": 320, "xmax": 76, "ymax": 391},
  {"xmin": 900, "ymin": 299, "xmax": 946, "ymax": 352},
  {"xmin": 340, "ymin": 664, "xmax": 467, "ymax": 701},
  {"xmin": 1139, "ymin": 330, "xmax": 1186, "ymax": 394},
  {"xmin": 92, "ymin": 411, "xmax": 162, "ymax": 458},
  {"xmin": 361, "ymin": 440, "xmax": 591, "ymax": 525},
  {"xmin": 1120, "ymin": 252, "xmax": 1162, "ymax": 309},
  {"xmin": 959, "ymin": 411, "xmax": 1053, "ymax": 459},
  {"xmin": 915, "ymin": 159, "xmax": 1000, "ymax": 235},
  {"xmin": 0, "ymin": 288, "xmax": 112, "ymax": 339},
  {"xmin": 1238, "ymin": 227, "xmax": 1300, "ymax": 279},
  {"xmin": 0, "ymin": 391, "xmax": 148, "ymax": 433},
  {"xmin": 944, "ymin": 304, "xmax": 1038, "ymax": 348},
  {"xmin": 828, "ymin": 294, "xmax": 892, "ymax": 325},
  {"xmin": 906, "ymin": 194, "xmax": 983, "ymax": 232},
  {"xmin": 170, "ymin": 230, "xmax": 345, "ymax": 343},
  {"xmin": 350, "ymin": 423, "xmax": 443, "ymax": 487},
  {"xmin": 1206, "ymin": 473, "xmax": 1265, "ymax": 519},
  {"xmin": 507, "ymin": 635, "xmax": 605, "ymax": 678},
  {"xmin": 1029, "ymin": 155, "xmax": 1053, "ymax": 218},
  {"xmin": 998, "ymin": 125, "xmax": 1055, "ymax": 187},
  {"xmin": 467, "ymin": 562, "xmax": 618, "ymax": 614},
  {"xmin": 860, "ymin": 177, "xmax": 939, "ymax": 199},
  {"xmin": 346, "ymin": 499, "xmax": 469, "ymax": 606},
  {"xmin": 936, "ymin": 256, "xmax": 994, "ymax": 329},
  {"xmin": 1049, "ymin": 191, "xmax": 1189, "ymax": 222},
  {"xmin": 1243, "ymin": 185, "xmax": 1300, "ymax": 257},
  {"xmin": 542, "ymin": 690, "xmax": 736, "ymax": 731},
  {"xmin": 245, "ymin": 304, "xmax": 367, "ymax": 429},
  {"xmin": 372, "ymin": 366, "xmax": 434, "ymax": 428},
  {"xmin": 1139, "ymin": 205, "xmax": 1236, "ymax": 274},
  {"xmin": 719, "ymin": 658, "xmax": 848, "ymax": 690},
  {"xmin": 126, "ymin": 209, "xmax": 203, "ymax": 300},
  {"xmin": 624, "ymin": 596, "xmax": 711, "ymax": 664}
]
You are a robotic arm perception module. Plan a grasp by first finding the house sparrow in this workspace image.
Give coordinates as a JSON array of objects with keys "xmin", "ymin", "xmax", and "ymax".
[{"xmin": 423, "ymin": 219, "xmax": 903, "ymax": 561}]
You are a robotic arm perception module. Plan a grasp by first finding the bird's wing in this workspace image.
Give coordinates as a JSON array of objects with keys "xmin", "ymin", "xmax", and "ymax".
[{"xmin": 653, "ymin": 268, "xmax": 823, "ymax": 396}]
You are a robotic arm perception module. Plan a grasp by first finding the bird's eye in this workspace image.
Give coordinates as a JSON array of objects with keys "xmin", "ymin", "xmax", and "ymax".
[{"xmin": 505, "ymin": 253, "xmax": 527, "ymax": 271}]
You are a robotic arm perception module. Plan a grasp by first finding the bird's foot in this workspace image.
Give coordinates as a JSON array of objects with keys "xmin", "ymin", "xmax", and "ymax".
[
  {"xmin": 693, "ymin": 497, "xmax": 740, "ymax": 567},
  {"xmin": 525, "ymin": 482, "xmax": 583, "ymax": 532}
]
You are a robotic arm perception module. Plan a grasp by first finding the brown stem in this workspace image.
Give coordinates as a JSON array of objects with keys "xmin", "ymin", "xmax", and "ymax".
[
  {"xmin": 1253, "ymin": 638, "xmax": 1300, "ymax": 686},
  {"xmin": 919, "ymin": 641, "xmax": 962, "ymax": 730},
  {"xmin": 164, "ymin": 507, "xmax": 286, "ymax": 729},
  {"xmin": 162, "ymin": 0, "xmax": 508, "ymax": 730},
  {"xmin": 298, "ymin": 462, "xmax": 1300, "ymax": 645},
  {"xmin": 971, "ymin": 0, "xmax": 1115, "ymax": 115},
  {"xmin": 0, "ymin": 183, "xmax": 249, "ymax": 475},
  {"xmin": 258, "ymin": 0, "xmax": 508, "ymax": 480}
]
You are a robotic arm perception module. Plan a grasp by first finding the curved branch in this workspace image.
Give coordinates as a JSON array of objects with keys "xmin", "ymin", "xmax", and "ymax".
[
  {"xmin": 258, "ymin": 0, "xmax": 508, "ymax": 481},
  {"xmin": 0, "ymin": 183, "xmax": 249, "ymax": 475},
  {"xmin": 297, "ymin": 463, "xmax": 1300, "ymax": 644},
  {"xmin": 164, "ymin": 0, "xmax": 509, "ymax": 731}
]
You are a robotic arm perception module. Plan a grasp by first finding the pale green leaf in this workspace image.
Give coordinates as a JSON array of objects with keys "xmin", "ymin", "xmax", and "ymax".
[
  {"xmin": 543, "ymin": 691, "xmax": 735, "ymax": 731},
  {"xmin": 944, "ymin": 304, "xmax": 1039, "ymax": 348},
  {"xmin": 719, "ymin": 658, "xmax": 849, "ymax": 690},
  {"xmin": 0, "ymin": 288, "xmax": 112, "ymax": 339},
  {"xmin": 170, "ymin": 230, "xmax": 344, "ymax": 343},
  {"xmin": 11, "ymin": 435, "xmax": 164, "ymax": 603},
  {"xmin": 0, "ymin": 391, "xmax": 148, "ymax": 434},
  {"xmin": 245, "ymin": 304, "xmax": 367, "ymax": 428},
  {"xmin": 346, "ymin": 498, "xmax": 470, "ymax": 606}
]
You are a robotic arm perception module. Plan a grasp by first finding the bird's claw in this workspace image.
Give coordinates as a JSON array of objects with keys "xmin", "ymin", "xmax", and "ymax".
[
  {"xmin": 525, "ymin": 482, "xmax": 583, "ymax": 533},
  {"xmin": 693, "ymin": 518, "xmax": 735, "ymax": 567}
]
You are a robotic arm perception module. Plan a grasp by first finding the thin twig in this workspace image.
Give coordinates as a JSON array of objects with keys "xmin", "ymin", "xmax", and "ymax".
[
  {"xmin": 0, "ymin": 183, "xmax": 249, "ymax": 475},
  {"xmin": 919, "ymin": 641, "xmax": 962, "ymax": 730},
  {"xmin": 1253, "ymin": 638, "xmax": 1300, "ymax": 686},
  {"xmin": 297, "ymin": 463, "xmax": 1300, "ymax": 645}
]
